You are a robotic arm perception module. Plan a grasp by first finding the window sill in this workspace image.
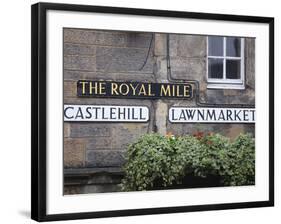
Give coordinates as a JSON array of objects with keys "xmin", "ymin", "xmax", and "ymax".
[{"xmin": 207, "ymin": 83, "xmax": 245, "ymax": 90}]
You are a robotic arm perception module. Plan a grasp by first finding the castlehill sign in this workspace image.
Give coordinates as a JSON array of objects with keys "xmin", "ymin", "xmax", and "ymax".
[
  {"xmin": 77, "ymin": 80, "xmax": 193, "ymax": 99},
  {"xmin": 64, "ymin": 105, "xmax": 149, "ymax": 122}
]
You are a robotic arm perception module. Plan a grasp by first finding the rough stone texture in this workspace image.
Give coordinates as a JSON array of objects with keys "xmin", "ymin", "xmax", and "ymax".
[
  {"xmin": 245, "ymin": 38, "xmax": 255, "ymax": 90},
  {"xmin": 177, "ymin": 35, "xmax": 206, "ymax": 58},
  {"xmin": 170, "ymin": 57, "xmax": 206, "ymax": 79},
  {"xmin": 64, "ymin": 123, "xmax": 70, "ymax": 137},
  {"xmin": 109, "ymin": 124, "xmax": 149, "ymax": 148},
  {"xmin": 154, "ymin": 34, "xmax": 167, "ymax": 56},
  {"xmin": 64, "ymin": 81, "xmax": 76, "ymax": 98},
  {"xmin": 64, "ymin": 70, "xmax": 155, "ymax": 81},
  {"xmin": 86, "ymin": 137, "xmax": 113, "ymax": 150},
  {"xmin": 96, "ymin": 46, "xmax": 153, "ymax": 73},
  {"xmin": 86, "ymin": 150, "xmax": 125, "ymax": 167},
  {"xmin": 69, "ymin": 123, "xmax": 111, "ymax": 138},
  {"xmin": 64, "ymin": 55, "xmax": 96, "ymax": 71},
  {"xmin": 155, "ymin": 101, "xmax": 168, "ymax": 135},
  {"xmin": 64, "ymin": 138, "xmax": 86, "ymax": 168}
]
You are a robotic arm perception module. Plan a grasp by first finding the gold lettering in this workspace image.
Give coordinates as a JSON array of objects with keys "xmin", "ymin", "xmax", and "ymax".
[
  {"xmin": 111, "ymin": 83, "xmax": 119, "ymax": 95},
  {"xmin": 119, "ymin": 83, "xmax": 130, "ymax": 95},
  {"xmin": 80, "ymin": 81, "xmax": 88, "ymax": 95},
  {"xmin": 139, "ymin": 84, "xmax": 147, "ymax": 96},
  {"xmin": 99, "ymin": 82, "xmax": 106, "ymax": 95},
  {"xmin": 183, "ymin": 85, "xmax": 190, "ymax": 97},
  {"xmin": 89, "ymin": 81, "xmax": 98, "ymax": 94},
  {"xmin": 148, "ymin": 84, "xmax": 155, "ymax": 96},
  {"xmin": 129, "ymin": 83, "xmax": 139, "ymax": 96},
  {"xmin": 176, "ymin": 85, "xmax": 183, "ymax": 97},
  {"xmin": 160, "ymin": 84, "xmax": 171, "ymax": 96}
]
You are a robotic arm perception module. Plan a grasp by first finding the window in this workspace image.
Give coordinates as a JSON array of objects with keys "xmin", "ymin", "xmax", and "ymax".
[{"xmin": 207, "ymin": 36, "xmax": 244, "ymax": 89}]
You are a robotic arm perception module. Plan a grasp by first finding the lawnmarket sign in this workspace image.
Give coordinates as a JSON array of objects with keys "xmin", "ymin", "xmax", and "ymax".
[{"xmin": 169, "ymin": 107, "xmax": 255, "ymax": 123}]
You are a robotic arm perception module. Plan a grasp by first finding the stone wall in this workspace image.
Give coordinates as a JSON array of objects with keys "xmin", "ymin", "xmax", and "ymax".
[{"xmin": 63, "ymin": 28, "xmax": 255, "ymax": 194}]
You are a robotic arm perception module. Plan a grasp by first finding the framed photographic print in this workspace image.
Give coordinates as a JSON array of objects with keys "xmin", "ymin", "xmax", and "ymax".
[{"xmin": 31, "ymin": 2, "xmax": 274, "ymax": 222}]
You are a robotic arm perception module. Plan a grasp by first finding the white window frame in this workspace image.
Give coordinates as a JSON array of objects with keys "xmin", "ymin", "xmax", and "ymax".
[{"xmin": 206, "ymin": 36, "xmax": 245, "ymax": 89}]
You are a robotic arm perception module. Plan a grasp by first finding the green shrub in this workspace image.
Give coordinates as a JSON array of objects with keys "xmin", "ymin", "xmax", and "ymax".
[{"xmin": 121, "ymin": 132, "xmax": 255, "ymax": 191}]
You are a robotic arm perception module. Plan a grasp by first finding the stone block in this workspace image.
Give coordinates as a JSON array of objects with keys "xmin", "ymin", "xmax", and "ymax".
[
  {"xmin": 96, "ymin": 47, "xmax": 153, "ymax": 73},
  {"xmin": 64, "ymin": 29, "xmax": 98, "ymax": 45},
  {"xmin": 168, "ymin": 34, "xmax": 178, "ymax": 57},
  {"xmin": 64, "ymin": 29, "xmax": 152, "ymax": 48},
  {"xmin": 111, "ymin": 123, "xmax": 149, "ymax": 149},
  {"xmin": 124, "ymin": 32, "xmax": 153, "ymax": 48},
  {"xmin": 64, "ymin": 43, "xmax": 96, "ymax": 55},
  {"xmin": 170, "ymin": 57, "xmax": 205, "ymax": 80},
  {"xmin": 177, "ymin": 35, "xmax": 206, "ymax": 57},
  {"xmin": 86, "ymin": 137, "xmax": 112, "ymax": 150},
  {"xmin": 64, "ymin": 55, "xmax": 96, "ymax": 71},
  {"xmin": 64, "ymin": 138, "xmax": 86, "ymax": 168},
  {"xmin": 154, "ymin": 33, "xmax": 167, "ymax": 56},
  {"xmin": 69, "ymin": 123, "xmax": 111, "ymax": 138},
  {"xmin": 155, "ymin": 101, "xmax": 167, "ymax": 135},
  {"xmin": 86, "ymin": 150, "xmax": 125, "ymax": 167},
  {"xmin": 205, "ymin": 89, "xmax": 227, "ymax": 104},
  {"xmin": 63, "ymin": 81, "xmax": 76, "ymax": 98},
  {"xmin": 64, "ymin": 123, "xmax": 70, "ymax": 137},
  {"xmin": 245, "ymin": 38, "xmax": 255, "ymax": 89}
]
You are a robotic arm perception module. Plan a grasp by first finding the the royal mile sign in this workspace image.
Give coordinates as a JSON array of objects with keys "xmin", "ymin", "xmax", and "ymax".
[
  {"xmin": 77, "ymin": 80, "xmax": 193, "ymax": 99},
  {"xmin": 169, "ymin": 107, "xmax": 256, "ymax": 123}
]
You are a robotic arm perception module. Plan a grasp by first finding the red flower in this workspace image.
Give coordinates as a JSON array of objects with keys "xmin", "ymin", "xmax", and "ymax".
[{"xmin": 193, "ymin": 131, "xmax": 204, "ymax": 140}]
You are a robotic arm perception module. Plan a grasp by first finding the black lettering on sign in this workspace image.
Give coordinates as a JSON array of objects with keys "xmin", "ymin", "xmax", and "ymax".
[{"xmin": 77, "ymin": 80, "xmax": 193, "ymax": 99}]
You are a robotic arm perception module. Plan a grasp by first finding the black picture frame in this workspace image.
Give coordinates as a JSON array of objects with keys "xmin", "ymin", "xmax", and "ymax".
[{"xmin": 31, "ymin": 2, "xmax": 274, "ymax": 222}]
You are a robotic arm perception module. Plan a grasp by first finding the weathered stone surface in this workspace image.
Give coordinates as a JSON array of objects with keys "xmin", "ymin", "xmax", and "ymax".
[
  {"xmin": 64, "ymin": 138, "xmax": 86, "ymax": 168},
  {"xmin": 154, "ymin": 34, "xmax": 167, "ymax": 56},
  {"xmin": 86, "ymin": 137, "xmax": 112, "ymax": 150},
  {"xmin": 168, "ymin": 34, "xmax": 178, "ymax": 57},
  {"xmin": 64, "ymin": 43, "xmax": 96, "ymax": 55},
  {"xmin": 64, "ymin": 29, "xmax": 126, "ymax": 46},
  {"xmin": 111, "ymin": 123, "xmax": 149, "ymax": 149},
  {"xmin": 64, "ymin": 70, "xmax": 155, "ymax": 81},
  {"xmin": 64, "ymin": 123, "xmax": 70, "ymax": 137},
  {"xmin": 177, "ymin": 35, "xmax": 206, "ymax": 57},
  {"xmin": 227, "ymin": 125, "xmax": 246, "ymax": 140},
  {"xmin": 64, "ymin": 55, "xmax": 96, "ymax": 71},
  {"xmin": 64, "ymin": 29, "xmax": 151, "ymax": 48},
  {"xmin": 86, "ymin": 150, "xmax": 125, "ymax": 167},
  {"xmin": 125, "ymin": 32, "xmax": 153, "ymax": 48},
  {"xmin": 96, "ymin": 47, "xmax": 153, "ymax": 72},
  {"xmin": 63, "ymin": 81, "xmax": 76, "ymax": 98},
  {"xmin": 155, "ymin": 101, "xmax": 167, "ymax": 135},
  {"xmin": 205, "ymin": 89, "xmax": 227, "ymax": 104},
  {"xmin": 170, "ymin": 57, "xmax": 205, "ymax": 80},
  {"xmin": 245, "ymin": 38, "xmax": 255, "ymax": 89},
  {"xmin": 69, "ymin": 123, "xmax": 111, "ymax": 138}
]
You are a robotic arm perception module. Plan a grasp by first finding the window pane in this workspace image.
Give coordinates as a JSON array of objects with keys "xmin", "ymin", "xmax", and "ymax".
[
  {"xmin": 226, "ymin": 37, "xmax": 241, "ymax": 57},
  {"xmin": 208, "ymin": 36, "xmax": 223, "ymax": 56},
  {"xmin": 208, "ymin": 58, "xmax": 223, "ymax": 79},
  {"xmin": 226, "ymin": 60, "xmax": 241, "ymax": 79}
]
